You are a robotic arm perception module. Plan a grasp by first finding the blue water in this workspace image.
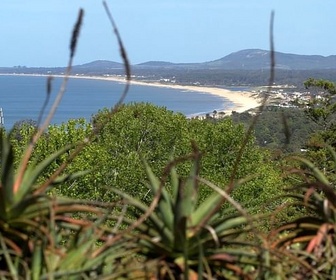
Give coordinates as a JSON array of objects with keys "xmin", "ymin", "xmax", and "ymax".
[{"xmin": 0, "ymin": 75, "xmax": 233, "ymax": 130}]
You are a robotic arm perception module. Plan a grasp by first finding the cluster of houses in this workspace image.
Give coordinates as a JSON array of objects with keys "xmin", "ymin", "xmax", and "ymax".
[
  {"xmin": 194, "ymin": 84, "xmax": 325, "ymax": 120},
  {"xmin": 257, "ymin": 85, "xmax": 313, "ymax": 108}
]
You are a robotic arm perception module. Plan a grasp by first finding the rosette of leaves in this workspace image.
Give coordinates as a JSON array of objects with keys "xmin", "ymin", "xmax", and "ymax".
[
  {"xmin": 270, "ymin": 147, "xmax": 336, "ymax": 279},
  {"xmin": 111, "ymin": 147, "xmax": 276, "ymax": 279},
  {"xmin": 0, "ymin": 132, "xmax": 131, "ymax": 279}
]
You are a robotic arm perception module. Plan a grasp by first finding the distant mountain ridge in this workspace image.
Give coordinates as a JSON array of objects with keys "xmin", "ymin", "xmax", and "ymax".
[
  {"xmin": 1, "ymin": 49, "xmax": 335, "ymax": 72},
  {"xmin": 73, "ymin": 60, "xmax": 124, "ymax": 69},
  {"xmin": 136, "ymin": 61, "xmax": 175, "ymax": 67},
  {"xmin": 203, "ymin": 49, "xmax": 336, "ymax": 70},
  {"xmin": 75, "ymin": 49, "xmax": 336, "ymax": 71}
]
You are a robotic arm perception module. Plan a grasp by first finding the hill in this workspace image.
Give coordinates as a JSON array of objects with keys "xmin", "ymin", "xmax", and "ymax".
[
  {"xmin": 1, "ymin": 49, "xmax": 335, "ymax": 75},
  {"xmin": 203, "ymin": 49, "xmax": 336, "ymax": 70},
  {"xmin": 73, "ymin": 60, "xmax": 124, "ymax": 70},
  {"xmin": 135, "ymin": 49, "xmax": 336, "ymax": 70}
]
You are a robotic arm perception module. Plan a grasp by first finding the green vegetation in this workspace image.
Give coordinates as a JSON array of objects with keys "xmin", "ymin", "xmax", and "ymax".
[
  {"xmin": 0, "ymin": 128, "xmax": 132, "ymax": 279},
  {"xmin": 1, "ymin": 3, "xmax": 336, "ymax": 279},
  {"xmin": 231, "ymin": 107, "xmax": 319, "ymax": 153},
  {"xmin": 8, "ymin": 103, "xmax": 283, "ymax": 216},
  {"xmin": 303, "ymin": 78, "xmax": 336, "ymax": 145},
  {"xmin": 3, "ymin": 96, "xmax": 335, "ymax": 278},
  {"xmin": 131, "ymin": 68, "xmax": 336, "ymax": 88}
]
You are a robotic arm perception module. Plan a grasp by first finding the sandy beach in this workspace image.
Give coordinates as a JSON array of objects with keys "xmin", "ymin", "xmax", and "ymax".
[
  {"xmin": 66, "ymin": 74, "xmax": 261, "ymax": 116},
  {"xmin": 1, "ymin": 73, "xmax": 261, "ymax": 116}
]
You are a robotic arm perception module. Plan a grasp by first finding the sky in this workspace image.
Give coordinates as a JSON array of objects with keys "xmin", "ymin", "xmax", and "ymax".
[{"xmin": 0, "ymin": 0, "xmax": 335, "ymax": 67}]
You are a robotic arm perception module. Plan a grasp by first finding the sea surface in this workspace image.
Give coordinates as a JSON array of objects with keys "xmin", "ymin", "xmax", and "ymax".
[{"xmin": 0, "ymin": 75, "xmax": 233, "ymax": 130}]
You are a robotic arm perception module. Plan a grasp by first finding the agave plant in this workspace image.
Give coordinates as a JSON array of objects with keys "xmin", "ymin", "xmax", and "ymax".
[
  {"xmin": 109, "ymin": 146, "xmax": 279, "ymax": 279},
  {"xmin": 270, "ymin": 147, "xmax": 336, "ymax": 279}
]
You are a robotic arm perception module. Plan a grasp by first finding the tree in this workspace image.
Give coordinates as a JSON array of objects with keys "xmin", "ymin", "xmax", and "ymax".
[
  {"xmin": 303, "ymin": 78, "xmax": 336, "ymax": 183},
  {"xmin": 304, "ymin": 78, "xmax": 336, "ymax": 137},
  {"xmin": 89, "ymin": 103, "xmax": 283, "ymax": 213},
  {"xmin": 85, "ymin": 103, "xmax": 191, "ymax": 201},
  {"xmin": 8, "ymin": 103, "xmax": 284, "ymax": 216}
]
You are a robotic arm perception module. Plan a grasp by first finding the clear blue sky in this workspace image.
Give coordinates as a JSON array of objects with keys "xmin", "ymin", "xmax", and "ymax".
[{"xmin": 0, "ymin": 0, "xmax": 335, "ymax": 67}]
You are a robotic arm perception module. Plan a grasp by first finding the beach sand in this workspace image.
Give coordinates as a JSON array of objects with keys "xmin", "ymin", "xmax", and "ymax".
[
  {"xmin": 66, "ymin": 74, "xmax": 262, "ymax": 116},
  {"xmin": 1, "ymin": 73, "xmax": 262, "ymax": 116}
]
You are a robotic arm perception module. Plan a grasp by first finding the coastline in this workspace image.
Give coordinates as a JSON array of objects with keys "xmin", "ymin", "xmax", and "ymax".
[
  {"xmin": 67, "ymin": 75, "xmax": 262, "ymax": 116},
  {"xmin": 0, "ymin": 73, "xmax": 261, "ymax": 116}
]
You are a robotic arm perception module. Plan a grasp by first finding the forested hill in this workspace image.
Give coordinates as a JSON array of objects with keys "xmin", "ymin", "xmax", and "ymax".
[
  {"xmin": 136, "ymin": 49, "xmax": 336, "ymax": 70},
  {"xmin": 203, "ymin": 49, "xmax": 336, "ymax": 70}
]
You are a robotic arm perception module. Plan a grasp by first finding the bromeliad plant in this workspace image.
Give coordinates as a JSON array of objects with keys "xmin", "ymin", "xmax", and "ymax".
[
  {"xmin": 0, "ymin": 130, "xmax": 134, "ymax": 279},
  {"xmin": 270, "ymin": 147, "xmax": 336, "ymax": 279},
  {"xmin": 111, "ymin": 145, "xmax": 277, "ymax": 279}
]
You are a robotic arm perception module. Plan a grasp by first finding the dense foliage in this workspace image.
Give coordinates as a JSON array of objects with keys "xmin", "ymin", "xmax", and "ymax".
[
  {"xmin": 129, "ymin": 68, "xmax": 336, "ymax": 88},
  {"xmin": 231, "ymin": 106, "xmax": 319, "ymax": 154},
  {"xmin": 8, "ymin": 103, "xmax": 283, "ymax": 215},
  {"xmin": 303, "ymin": 78, "xmax": 336, "ymax": 144}
]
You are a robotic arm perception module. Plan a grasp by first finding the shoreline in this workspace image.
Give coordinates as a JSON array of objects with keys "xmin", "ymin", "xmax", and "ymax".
[{"xmin": 0, "ymin": 73, "xmax": 261, "ymax": 116}]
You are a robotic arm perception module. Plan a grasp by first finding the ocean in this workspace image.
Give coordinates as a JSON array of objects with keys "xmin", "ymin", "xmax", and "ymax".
[{"xmin": 0, "ymin": 75, "xmax": 233, "ymax": 130}]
